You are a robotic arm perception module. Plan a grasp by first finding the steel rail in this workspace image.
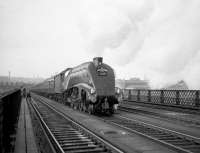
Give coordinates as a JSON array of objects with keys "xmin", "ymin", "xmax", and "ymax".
[
  {"xmin": 119, "ymin": 115, "xmax": 200, "ymax": 141},
  {"xmin": 102, "ymin": 115, "xmax": 200, "ymax": 153},
  {"xmin": 32, "ymin": 95, "xmax": 125, "ymax": 153},
  {"xmin": 33, "ymin": 93, "xmax": 200, "ymax": 153},
  {"xmin": 119, "ymin": 104, "xmax": 200, "ymax": 126},
  {"xmin": 29, "ymin": 98, "xmax": 65, "ymax": 153}
]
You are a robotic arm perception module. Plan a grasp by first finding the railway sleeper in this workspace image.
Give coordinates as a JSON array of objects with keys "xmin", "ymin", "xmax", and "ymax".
[
  {"xmin": 53, "ymin": 132, "xmax": 82, "ymax": 135},
  {"xmin": 54, "ymin": 133, "xmax": 82, "ymax": 136},
  {"xmin": 56, "ymin": 136, "xmax": 89, "ymax": 140},
  {"xmin": 62, "ymin": 144, "xmax": 101, "ymax": 151},
  {"xmin": 63, "ymin": 147, "xmax": 108, "ymax": 153},
  {"xmin": 59, "ymin": 139, "xmax": 93, "ymax": 144},
  {"xmin": 54, "ymin": 133, "xmax": 84, "ymax": 137},
  {"xmin": 47, "ymin": 123, "xmax": 71, "ymax": 125},
  {"xmin": 49, "ymin": 126, "xmax": 72, "ymax": 129},
  {"xmin": 51, "ymin": 129, "xmax": 76, "ymax": 132},
  {"xmin": 60, "ymin": 141, "xmax": 96, "ymax": 147},
  {"xmin": 50, "ymin": 129, "xmax": 75, "ymax": 132},
  {"xmin": 51, "ymin": 129, "xmax": 78, "ymax": 132},
  {"xmin": 58, "ymin": 138, "xmax": 92, "ymax": 143},
  {"xmin": 56, "ymin": 136, "xmax": 88, "ymax": 141},
  {"xmin": 47, "ymin": 122, "xmax": 70, "ymax": 125}
]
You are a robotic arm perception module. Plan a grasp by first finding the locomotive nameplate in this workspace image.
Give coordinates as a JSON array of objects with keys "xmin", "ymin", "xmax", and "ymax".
[{"xmin": 97, "ymin": 67, "xmax": 108, "ymax": 76}]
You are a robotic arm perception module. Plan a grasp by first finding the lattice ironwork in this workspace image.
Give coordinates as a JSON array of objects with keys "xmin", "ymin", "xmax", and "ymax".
[
  {"xmin": 139, "ymin": 90, "xmax": 148, "ymax": 102},
  {"xmin": 150, "ymin": 90, "xmax": 161, "ymax": 104},
  {"xmin": 163, "ymin": 90, "xmax": 176, "ymax": 105},
  {"xmin": 122, "ymin": 89, "xmax": 200, "ymax": 108},
  {"xmin": 122, "ymin": 89, "xmax": 129, "ymax": 100},
  {"xmin": 130, "ymin": 90, "xmax": 137, "ymax": 101},
  {"xmin": 179, "ymin": 90, "xmax": 196, "ymax": 106}
]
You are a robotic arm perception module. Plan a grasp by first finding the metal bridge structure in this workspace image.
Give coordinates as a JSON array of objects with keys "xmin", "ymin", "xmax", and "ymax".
[{"xmin": 121, "ymin": 89, "xmax": 200, "ymax": 108}]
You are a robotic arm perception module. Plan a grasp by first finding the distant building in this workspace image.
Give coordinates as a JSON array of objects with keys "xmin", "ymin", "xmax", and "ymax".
[
  {"xmin": 163, "ymin": 80, "xmax": 189, "ymax": 90},
  {"xmin": 116, "ymin": 78, "xmax": 150, "ymax": 89},
  {"xmin": 0, "ymin": 76, "xmax": 44, "ymax": 84}
]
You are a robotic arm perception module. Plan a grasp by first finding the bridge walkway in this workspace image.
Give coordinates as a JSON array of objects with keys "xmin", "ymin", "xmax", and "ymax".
[{"xmin": 14, "ymin": 98, "xmax": 38, "ymax": 153}]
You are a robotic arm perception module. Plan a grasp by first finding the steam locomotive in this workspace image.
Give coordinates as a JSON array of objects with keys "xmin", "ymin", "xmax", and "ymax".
[{"xmin": 32, "ymin": 57, "xmax": 118, "ymax": 115}]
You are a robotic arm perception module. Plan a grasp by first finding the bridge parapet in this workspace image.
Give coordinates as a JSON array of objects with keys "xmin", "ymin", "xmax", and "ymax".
[
  {"xmin": 0, "ymin": 89, "xmax": 21, "ymax": 153},
  {"xmin": 122, "ymin": 89, "xmax": 200, "ymax": 108}
]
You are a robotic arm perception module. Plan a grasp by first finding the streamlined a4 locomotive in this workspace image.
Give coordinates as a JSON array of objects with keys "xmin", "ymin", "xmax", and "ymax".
[{"xmin": 32, "ymin": 57, "xmax": 118, "ymax": 115}]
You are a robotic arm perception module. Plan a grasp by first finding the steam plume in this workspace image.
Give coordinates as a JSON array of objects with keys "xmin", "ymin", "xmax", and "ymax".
[{"xmin": 79, "ymin": 0, "xmax": 200, "ymax": 89}]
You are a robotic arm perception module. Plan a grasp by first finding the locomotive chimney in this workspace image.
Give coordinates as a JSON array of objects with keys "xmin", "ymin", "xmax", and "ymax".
[{"xmin": 93, "ymin": 57, "xmax": 103, "ymax": 66}]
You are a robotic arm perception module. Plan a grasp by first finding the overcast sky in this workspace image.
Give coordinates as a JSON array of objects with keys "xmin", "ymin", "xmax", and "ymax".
[{"xmin": 1, "ymin": 0, "xmax": 200, "ymax": 89}]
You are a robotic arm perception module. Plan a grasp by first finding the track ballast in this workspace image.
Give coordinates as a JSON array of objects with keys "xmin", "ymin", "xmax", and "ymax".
[
  {"xmin": 29, "ymin": 96, "xmax": 124, "ymax": 153},
  {"xmin": 102, "ymin": 115, "xmax": 200, "ymax": 153}
]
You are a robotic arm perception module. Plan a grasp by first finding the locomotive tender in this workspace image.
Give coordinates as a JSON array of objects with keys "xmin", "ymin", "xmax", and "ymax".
[{"xmin": 33, "ymin": 57, "xmax": 118, "ymax": 115}]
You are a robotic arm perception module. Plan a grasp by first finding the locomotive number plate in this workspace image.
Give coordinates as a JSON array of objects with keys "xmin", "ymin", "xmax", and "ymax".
[{"xmin": 97, "ymin": 67, "xmax": 108, "ymax": 76}]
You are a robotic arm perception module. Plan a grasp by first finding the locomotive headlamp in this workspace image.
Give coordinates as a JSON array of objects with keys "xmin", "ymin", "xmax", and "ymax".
[{"xmin": 90, "ymin": 88, "xmax": 96, "ymax": 94}]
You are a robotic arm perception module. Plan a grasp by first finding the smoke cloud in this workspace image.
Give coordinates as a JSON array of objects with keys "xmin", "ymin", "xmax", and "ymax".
[
  {"xmin": 78, "ymin": 0, "xmax": 200, "ymax": 89},
  {"xmin": 1, "ymin": 0, "xmax": 200, "ymax": 89}
]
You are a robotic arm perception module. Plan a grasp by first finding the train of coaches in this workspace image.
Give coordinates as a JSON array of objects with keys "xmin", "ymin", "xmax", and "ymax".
[{"xmin": 30, "ymin": 57, "xmax": 120, "ymax": 115}]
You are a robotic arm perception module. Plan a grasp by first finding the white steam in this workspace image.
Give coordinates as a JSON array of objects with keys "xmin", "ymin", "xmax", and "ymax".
[
  {"xmin": 78, "ymin": 0, "xmax": 200, "ymax": 89},
  {"xmin": 1, "ymin": 0, "xmax": 200, "ymax": 89}
]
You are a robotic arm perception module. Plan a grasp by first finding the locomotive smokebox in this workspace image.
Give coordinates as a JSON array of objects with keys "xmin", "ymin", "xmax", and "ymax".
[{"xmin": 93, "ymin": 57, "xmax": 103, "ymax": 66}]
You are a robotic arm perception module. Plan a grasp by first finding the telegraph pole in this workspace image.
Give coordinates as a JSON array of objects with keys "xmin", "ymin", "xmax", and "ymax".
[{"xmin": 8, "ymin": 71, "xmax": 11, "ymax": 83}]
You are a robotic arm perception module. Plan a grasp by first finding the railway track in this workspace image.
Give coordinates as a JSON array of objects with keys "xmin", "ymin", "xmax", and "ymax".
[
  {"xmin": 30, "ymin": 94, "xmax": 200, "ymax": 153},
  {"xmin": 28, "ymin": 96, "xmax": 124, "ymax": 153},
  {"xmin": 102, "ymin": 115, "xmax": 200, "ymax": 153},
  {"xmin": 118, "ymin": 105, "xmax": 200, "ymax": 126}
]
